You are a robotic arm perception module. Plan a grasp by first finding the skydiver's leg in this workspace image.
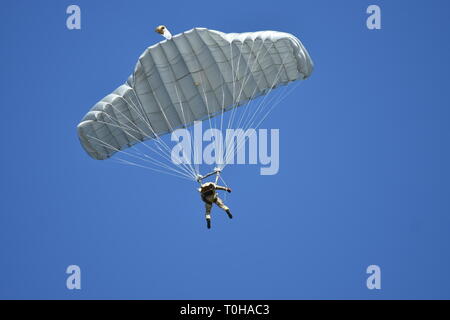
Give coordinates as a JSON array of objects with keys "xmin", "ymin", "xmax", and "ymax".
[
  {"xmin": 205, "ymin": 202, "xmax": 212, "ymax": 229},
  {"xmin": 215, "ymin": 197, "xmax": 232, "ymax": 219}
]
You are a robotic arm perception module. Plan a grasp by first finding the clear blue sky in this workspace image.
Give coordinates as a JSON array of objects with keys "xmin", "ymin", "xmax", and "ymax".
[{"xmin": 1, "ymin": 0, "xmax": 449, "ymax": 299}]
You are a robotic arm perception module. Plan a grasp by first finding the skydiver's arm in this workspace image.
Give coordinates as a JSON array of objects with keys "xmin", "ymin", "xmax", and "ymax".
[{"xmin": 216, "ymin": 185, "xmax": 232, "ymax": 193}]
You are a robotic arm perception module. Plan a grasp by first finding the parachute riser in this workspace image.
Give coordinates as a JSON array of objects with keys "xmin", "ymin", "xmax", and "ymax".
[{"xmin": 196, "ymin": 168, "xmax": 221, "ymax": 185}]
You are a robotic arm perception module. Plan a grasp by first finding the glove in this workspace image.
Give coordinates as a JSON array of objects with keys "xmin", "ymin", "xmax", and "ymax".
[{"xmin": 227, "ymin": 188, "xmax": 232, "ymax": 193}]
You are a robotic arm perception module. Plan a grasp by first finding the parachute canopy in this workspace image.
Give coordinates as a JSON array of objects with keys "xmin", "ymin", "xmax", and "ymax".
[{"xmin": 77, "ymin": 27, "xmax": 313, "ymax": 160}]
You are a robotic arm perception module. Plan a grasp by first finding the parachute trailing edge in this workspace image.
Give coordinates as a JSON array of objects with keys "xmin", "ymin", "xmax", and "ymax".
[{"xmin": 77, "ymin": 27, "xmax": 314, "ymax": 160}]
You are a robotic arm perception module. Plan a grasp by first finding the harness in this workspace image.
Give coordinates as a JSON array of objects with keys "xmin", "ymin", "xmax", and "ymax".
[{"xmin": 197, "ymin": 169, "xmax": 223, "ymax": 205}]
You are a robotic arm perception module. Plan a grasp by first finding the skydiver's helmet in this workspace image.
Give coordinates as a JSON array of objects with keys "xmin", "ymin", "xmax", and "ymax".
[{"xmin": 155, "ymin": 25, "xmax": 166, "ymax": 35}]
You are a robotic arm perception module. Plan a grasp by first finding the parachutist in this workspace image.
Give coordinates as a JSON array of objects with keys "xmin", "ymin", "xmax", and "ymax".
[{"xmin": 198, "ymin": 182, "xmax": 232, "ymax": 229}]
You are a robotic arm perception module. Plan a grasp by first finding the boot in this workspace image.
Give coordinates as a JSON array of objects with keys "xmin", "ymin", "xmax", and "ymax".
[
  {"xmin": 206, "ymin": 218, "xmax": 211, "ymax": 229},
  {"xmin": 226, "ymin": 210, "xmax": 233, "ymax": 219}
]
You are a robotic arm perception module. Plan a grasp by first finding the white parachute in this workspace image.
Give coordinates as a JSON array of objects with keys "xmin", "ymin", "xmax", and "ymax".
[{"xmin": 77, "ymin": 27, "xmax": 313, "ymax": 182}]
